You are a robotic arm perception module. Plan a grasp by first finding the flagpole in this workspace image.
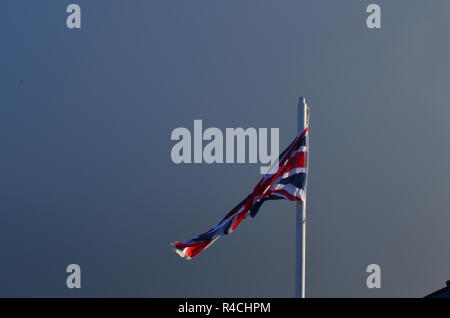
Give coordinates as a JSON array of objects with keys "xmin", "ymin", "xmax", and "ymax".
[{"xmin": 295, "ymin": 97, "xmax": 309, "ymax": 298}]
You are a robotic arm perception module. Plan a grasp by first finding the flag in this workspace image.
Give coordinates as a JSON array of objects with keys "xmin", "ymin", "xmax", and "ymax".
[{"xmin": 173, "ymin": 127, "xmax": 309, "ymax": 259}]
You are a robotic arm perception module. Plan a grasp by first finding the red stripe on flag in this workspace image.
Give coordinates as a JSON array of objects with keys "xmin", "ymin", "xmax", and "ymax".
[
  {"xmin": 174, "ymin": 240, "xmax": 213, "ymax": 259},
  {"xmin": 284, "ymin": 152, "xmax": 307, "ymax": 171},
  {"xmin": 269, "ymin": 189, "xmax": 304, "ymax": 202}
]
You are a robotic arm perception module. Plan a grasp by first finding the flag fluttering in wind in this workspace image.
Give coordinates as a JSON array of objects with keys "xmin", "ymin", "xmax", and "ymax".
[{"xmin": 173, "ymin": 127, "xmax": 309, "ymax": 259}]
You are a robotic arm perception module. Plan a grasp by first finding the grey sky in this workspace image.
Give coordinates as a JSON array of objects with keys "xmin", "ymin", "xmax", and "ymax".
[{"xmin": 1, "ymin": 1, "xmax": 450, "ymax": 297}]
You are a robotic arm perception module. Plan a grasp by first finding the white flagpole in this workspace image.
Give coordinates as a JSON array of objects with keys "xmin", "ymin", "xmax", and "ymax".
[{"xmin": 295, "ymin": 97, "xmax": 309, "ymax": 298}]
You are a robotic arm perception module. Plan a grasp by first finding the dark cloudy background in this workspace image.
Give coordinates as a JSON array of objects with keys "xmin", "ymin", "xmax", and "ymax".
[{"xmin": 1, "ymin": 1, "xmax": 450, "ymax": 297}]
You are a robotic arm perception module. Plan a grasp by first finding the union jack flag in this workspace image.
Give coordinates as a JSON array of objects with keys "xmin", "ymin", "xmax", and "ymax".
[{"xmin": 173, "ymin": 127, "xmax": 309, "ymax": 259}]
